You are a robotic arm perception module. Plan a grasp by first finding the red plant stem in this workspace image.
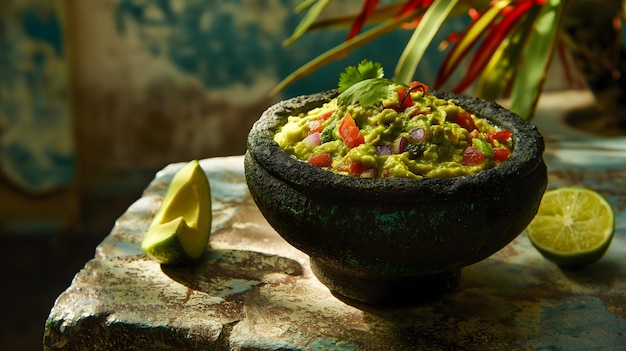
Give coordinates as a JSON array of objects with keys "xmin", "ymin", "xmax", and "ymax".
[
  {"xmin": 394, "ymin": 0, "xmax": 434, "ymax": 18},
  {"xmin": 557, "ymin": 39, "xmax": 585, "ymax": 89},
  {"xmin": 434, "ymin": 1, "xmax": 504, "ymax": 89},
  {"xmin": 452, "ymin": 0, "xmax": 536, "ymax": 93},
  {"xmin": 347, "ymin": 0, "xmax": 381, "ymax": 40}
]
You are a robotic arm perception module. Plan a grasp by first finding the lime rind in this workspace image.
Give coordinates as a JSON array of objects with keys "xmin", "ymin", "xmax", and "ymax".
[
  {"xmin": 528, "ymin": 232, "xmax": 614, "ymax": 268},
  {"xmin": 526, "ymin": 187, "xmax": 615, "ymax": 268}
]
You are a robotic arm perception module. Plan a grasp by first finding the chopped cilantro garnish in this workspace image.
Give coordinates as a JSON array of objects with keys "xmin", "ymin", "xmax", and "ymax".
[
  {"xmin": 320, "ymin": 118, "xmax": 338, "ymax": 143},
  {"xmin": 338, "ymin": 59, "xmax": 385, "ymax": 93}
]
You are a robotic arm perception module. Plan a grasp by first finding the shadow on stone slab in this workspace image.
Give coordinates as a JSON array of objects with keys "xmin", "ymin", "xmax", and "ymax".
[
  {"xmin": 161, "ymin": 249, "xmax": 304, "ymax": 298},
  {"xmin": 559, "ymin": 257, "xmax": 625, "ymax": 286},
  {"xmin": 310, "ymin": 257, "xmax": 461, "ymax": 308},
  {"xmin": 347, "ymin": 262, "xmax": 534, "ymax": 350}
]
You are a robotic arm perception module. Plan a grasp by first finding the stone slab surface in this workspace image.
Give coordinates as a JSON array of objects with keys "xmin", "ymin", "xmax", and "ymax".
[{"xmin": 45, "ymin": 92, "xmax": 626, "ymax": 350}]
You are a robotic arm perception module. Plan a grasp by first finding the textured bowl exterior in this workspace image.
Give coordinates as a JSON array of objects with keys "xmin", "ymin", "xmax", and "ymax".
[{"xmin": 245, "ymin": 90, "xmax": 547, "ymax": 304}]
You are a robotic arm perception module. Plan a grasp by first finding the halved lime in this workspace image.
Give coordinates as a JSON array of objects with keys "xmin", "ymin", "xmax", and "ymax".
[{"xmin": 526, "ymin": 187, "xmax": 615, "ymax": 268}]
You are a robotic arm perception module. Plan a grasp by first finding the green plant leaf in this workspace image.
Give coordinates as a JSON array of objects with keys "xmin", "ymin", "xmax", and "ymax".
[
  {"xmin": 474, "ymin": 30, "xmax": 522, "ymax": 100},
  {"xmin": 295, "ymin": 0, "xmax": 319, "ymax": 13},
  {"xmin": 452, "ymin": 0, "xmax": 535, "ymax": 94},
  {"xmin": 306, "ymin": 1, "xmax": 479, "ymax": 31},
  {"xmin": 269, "ymin": 11, "xmax": 415, "ymax": 97},
  {"xmin": 284, "ymin": 0, "xmax": 332, "ymax": 46},
  {"xmin": 393, "ymin": 0, "xmax": 459, "ymax": 84},
  {"xmin": 307, "ymin": 3, "xmax": 406, "ymax": 31},
  {"xmin": 476, "ymin": 4, "xmax": 541, "ymax": 100},
  {"xmin": 509, "ymin": 0, "xmax": 568, "ymax": 120}
]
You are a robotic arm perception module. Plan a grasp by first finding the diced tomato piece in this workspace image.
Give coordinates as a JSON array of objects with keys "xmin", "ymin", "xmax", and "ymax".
[
  {"xmin": 308, "ymin": 153, "xmax": 332, "ymax": 167},
  {"xmin": 486, "ymin": 130, "xmax": 512, "ymax": 145},
  {"xmin": 339, "ymin": 113, "xmax": 365, "ymax": 148},
  {"xmin": 308, "ymin": 110, "xmax": 334, "ymax": 134},
  {"xmin": 307, "ymin": 120, "xmax": 323, "ymax": 134},
  {"xmin": 349, "ymin": 160, "xmax": 365, "ymax": 176},
  {"xmin": 408, "ymin": 81, "xmax": 429, "ymax": 95},
  {"xmin": 455, "ymin": 112, "xmax": 477, "ymax": 131},
  {"xmin": 397, "ymin": 87, "xmax": 414, "ymax": 110},
  {"xmin": 445, "ymin": 32, "xmax": 460, "ymax": 44},
  {"xmin": 343, "ymin": 127, "xmax": 365, "ymax": 148},
  {"xmin": 468, "ymin": 7, "xmax": 480, "ymax": 20},
  {"xmin": 336, "ymin": 158, "xmax": 365, "ymax": 176},
  {"xmin": 492, "ymin": 147, "xmax": 510, "ymax": 161},
  {"xmin": 462, "ymin": 146, "xmax": 485, "ymax": 165},
  {"xmin": 318, "ymin": 110, "xmax": 334, "ymax": 121}
]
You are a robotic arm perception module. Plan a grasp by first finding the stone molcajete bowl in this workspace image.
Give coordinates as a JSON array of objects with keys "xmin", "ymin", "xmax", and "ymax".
[{"xmin": 244, "ymin": 90, "xmax": 547, "ymax": 306}]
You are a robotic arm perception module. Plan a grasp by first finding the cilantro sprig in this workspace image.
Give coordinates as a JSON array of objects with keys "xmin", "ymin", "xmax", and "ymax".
[
  {"xmin": 338, "ymin": 60, "xmax": 384, "ymax": 92},
  {"xmin": 336, "ymin": 60, "xmax": 394, "ymax": 108},
  {"xmin": 337, "ymin": 78, "xmax": 394, "ymax": 107}
]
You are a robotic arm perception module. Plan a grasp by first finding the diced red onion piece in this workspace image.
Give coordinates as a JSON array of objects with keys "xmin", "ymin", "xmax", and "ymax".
[
  {"xmin": 392, "ymin": 137, "xmax": 408, "ymax": 154},
  {"xmin": 408, "ymin": 127, "xmax": 426, "ymax": 142},
  {"xmin": 303, "ymin": 132, "xmax": 321, "ymax": 147},
  {"xmin": 377, "ymin": 145, "xmax": 392, "ymax": 156}
]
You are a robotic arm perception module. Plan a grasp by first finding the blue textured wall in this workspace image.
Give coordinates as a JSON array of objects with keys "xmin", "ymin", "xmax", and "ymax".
[
  {"xmin": 0, "ymin": 1, "xmax": 73, "ymax": 193},
  {"xmin": 111, "ymin": 0, "xmax": 459, "ymax": 98}
]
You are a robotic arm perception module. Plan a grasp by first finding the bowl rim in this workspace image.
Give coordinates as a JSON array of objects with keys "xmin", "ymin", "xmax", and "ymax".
[{"xmin": 247, "ymin": 90, "xmax": 545, "ymax": 201}]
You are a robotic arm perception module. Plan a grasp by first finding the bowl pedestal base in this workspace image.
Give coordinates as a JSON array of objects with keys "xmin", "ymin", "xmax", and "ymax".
[{"xmin": 310, "ymin": 258, "xmax": 460, "ymax": 307}]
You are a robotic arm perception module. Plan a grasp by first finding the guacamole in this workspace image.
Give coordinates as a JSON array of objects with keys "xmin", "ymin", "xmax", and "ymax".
[{"xmin": 274, "ymin": 82, "xmax": 512, "ymax": 179}]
